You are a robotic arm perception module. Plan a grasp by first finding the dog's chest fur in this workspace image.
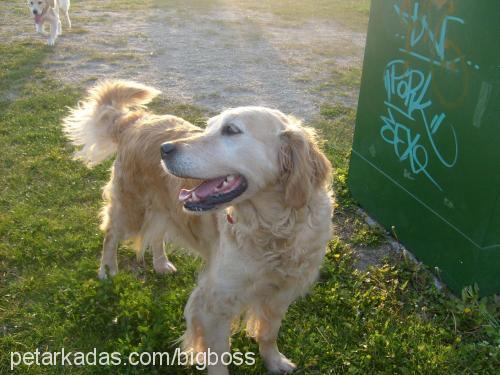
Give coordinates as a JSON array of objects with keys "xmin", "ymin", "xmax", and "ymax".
[{"xmin": 215, "ymin": 190, "xmax": 332, "ymax": 293}]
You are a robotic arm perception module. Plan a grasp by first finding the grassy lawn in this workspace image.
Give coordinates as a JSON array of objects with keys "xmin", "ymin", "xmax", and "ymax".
[
  {"xmin": 148, "ymin": 0, "xmax": 371, "ymax": 31},
  {"xmin": 1, "ymin": 33, "xmax": 499, "ymax": 375}
]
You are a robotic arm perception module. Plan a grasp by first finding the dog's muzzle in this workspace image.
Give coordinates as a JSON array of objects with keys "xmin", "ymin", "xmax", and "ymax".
[{"xmin": 160, "ymin": 142, "xmax": 248, "ymax": 212}]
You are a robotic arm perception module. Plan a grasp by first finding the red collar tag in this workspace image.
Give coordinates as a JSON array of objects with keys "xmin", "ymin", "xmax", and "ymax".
[{"xmin": 226, "ymin": 213, "xmax": 235, "ymax": 224}]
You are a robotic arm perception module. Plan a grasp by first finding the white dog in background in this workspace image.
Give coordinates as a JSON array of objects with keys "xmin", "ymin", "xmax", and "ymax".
[{"xmin": 28, "ymin": 0, "xmax": 71, "ymax": 45}]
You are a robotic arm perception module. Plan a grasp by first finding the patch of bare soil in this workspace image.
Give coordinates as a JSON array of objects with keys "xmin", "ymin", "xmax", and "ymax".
[{"xmin": 2, "ymin": 2, "xmax": 365, "ymax": 120}]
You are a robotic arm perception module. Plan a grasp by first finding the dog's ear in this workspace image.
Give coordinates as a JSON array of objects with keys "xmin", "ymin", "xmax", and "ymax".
[
  {"xmin": 279, "ymin": 125, "xmax": 332, "ymax": 209},
  {"xmin": 47, "ymin": 0, "xmax": 55, "ymax": 8}
]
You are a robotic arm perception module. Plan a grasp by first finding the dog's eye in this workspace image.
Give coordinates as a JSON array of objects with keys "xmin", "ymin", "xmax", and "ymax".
[{"xmin": 221, "ymin": 124, "xmax": 242, "ymax": 136}]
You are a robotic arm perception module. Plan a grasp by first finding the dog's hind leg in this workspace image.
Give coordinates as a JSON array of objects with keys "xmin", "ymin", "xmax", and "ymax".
[
  {"xmin": 59, "ymin": 0, "xmax": 71, "ymax": 29},
  {"xmin": 140, "ymin": 211, "xmax": 177, "ymax": 275},
  {"xmin": 98, "ymin": 230, "xmax": 120, "ymax": 279},
  {"xmin": 65, "ymin": 11, "xmax": 71, "ymax": 29},
  {"xmin": 152, "ymin": 239, "xmax": 177, "ymax": 274},
  {"xmin": 57, "ymin": 17, "xmax": 62, "ymax": 35}
]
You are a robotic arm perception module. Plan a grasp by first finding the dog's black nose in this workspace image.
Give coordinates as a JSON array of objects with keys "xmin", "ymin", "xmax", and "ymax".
[
  {"xmin": 161, "ymin": 142, "xmax": 176, "ymax": 158},
  {"xmin": 33, "ymin": 9, "xmax": 38, "ymax": 14}
]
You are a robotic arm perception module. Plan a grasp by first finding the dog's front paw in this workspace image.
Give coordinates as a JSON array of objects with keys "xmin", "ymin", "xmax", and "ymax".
[
  {"xmin": 153, "ymin": 258, "xmax": 177, "ymax": 274},
  {"xmin": 207, "ymin": 365, "xmax": 230, "ymax": 375},
  {"xmin": 264, "ymin": 353, "xmax": 296, "ymax": 374},
  {"xmin": 47, "ymin": 39, "xmax": 55, "ymax": 46},
  {"xmin": 98, "ymin": 263, "xmax": 118, "ymax": 280}
]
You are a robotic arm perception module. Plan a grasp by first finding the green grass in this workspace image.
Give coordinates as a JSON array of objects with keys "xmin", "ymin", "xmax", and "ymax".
[
  {"xmin": 1, "ymin": 37, "xmax": 499, "ymax": 375},
  {"xmin": 150, "ymin": 0, "xmax": 371, "ymax": 32},
  {"xmin": 240, "ymin": 0, "xmax": 371, "ymax": 31}
]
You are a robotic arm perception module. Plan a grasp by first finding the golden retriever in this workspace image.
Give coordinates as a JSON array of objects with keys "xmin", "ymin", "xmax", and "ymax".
[
  {"xmin": 28, "ymin": 0, "xmax": 71, "ymax": 45},
  {"xmin": 63, "ymin": 80, "xmax": 333, "ymax": 374}
]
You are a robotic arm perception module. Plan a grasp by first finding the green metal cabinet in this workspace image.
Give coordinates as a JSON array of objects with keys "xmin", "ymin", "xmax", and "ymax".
[{"xmin": 349, "ymin": 0, "xmax": 500, "ymax": 295}]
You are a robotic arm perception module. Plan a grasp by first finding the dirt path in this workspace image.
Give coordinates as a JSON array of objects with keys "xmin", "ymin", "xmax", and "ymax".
[{"xmin": 2, "ymin": 2, "xmax": 365, "ymax": 120}]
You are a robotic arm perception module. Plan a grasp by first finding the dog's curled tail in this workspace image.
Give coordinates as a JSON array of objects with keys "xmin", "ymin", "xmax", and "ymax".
[{"xmin": 62, "ymin": 80, "xmax": 160, "ymax": 167}]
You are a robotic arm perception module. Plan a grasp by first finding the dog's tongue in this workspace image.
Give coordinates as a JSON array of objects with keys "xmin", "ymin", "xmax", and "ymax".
[
  {"xmin": 34, "ymin": 14, "xmax": 42, "ymax": 24},
  {"xmin": 179, "ymin": 177, "xmax": 227, "ymax": 202}
]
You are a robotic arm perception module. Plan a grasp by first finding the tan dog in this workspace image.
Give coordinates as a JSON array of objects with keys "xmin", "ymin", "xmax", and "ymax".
[
  {"xmin": 63, "ymin": 80, "xmax": 333, "ymax": 374},
  {"xmin": 28, "ymin": 0, "xmax": 71, "ymax": 45}
]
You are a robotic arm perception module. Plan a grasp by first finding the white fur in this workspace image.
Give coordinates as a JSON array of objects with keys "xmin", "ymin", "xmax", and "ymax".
[
  {"xmin": 63, "ymin": 81, "xmax": 334, "ymax": 374},
  {"xmin": 63, "ymin": 102, "xmax": 119, "ymax": 166},
  {"xmin": 28, "ymin": 0, "xmax": 71, "ymax": 45},
  {"xmin": 164, "ymin": 109, "xmax": 334, "ymax": 373}
]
